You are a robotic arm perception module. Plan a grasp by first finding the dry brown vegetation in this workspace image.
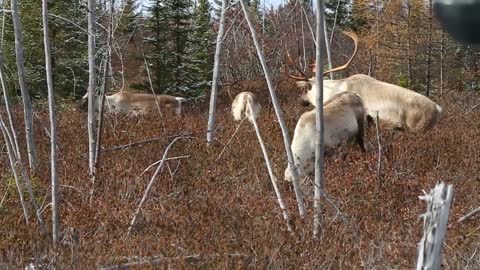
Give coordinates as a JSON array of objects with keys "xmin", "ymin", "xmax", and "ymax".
[{"xmin": 1, "ymin": 81, "xmax": 479, "ymax": 269}]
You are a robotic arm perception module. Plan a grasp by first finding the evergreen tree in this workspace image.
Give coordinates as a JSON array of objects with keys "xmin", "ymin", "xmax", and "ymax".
[
  {"xmin": 118, "ymin": 0, "xmax": 140, "ymax": 40},
  {"xmin": 325, "ymin": 0, "xmax": 351, "ymax": 29},
  {"xmin": 190, "ymin": 0, "xmax": 214, "ymax": 91},
  {"xmin": 1, "ymin": 0, "xmax": 88, "ymax": 98},
  {"xmin": 145, "ymin": 0, "xmax": 194, "ymax": 95}
]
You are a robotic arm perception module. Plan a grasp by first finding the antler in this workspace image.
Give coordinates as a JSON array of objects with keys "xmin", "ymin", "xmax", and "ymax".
[
  {"xmin": 284, "ymin": 48, "xmax": 310, "ymax": 81},
  {"xmin": 310, "ymin": 31, "xmax": 359, "ymax": 75}
]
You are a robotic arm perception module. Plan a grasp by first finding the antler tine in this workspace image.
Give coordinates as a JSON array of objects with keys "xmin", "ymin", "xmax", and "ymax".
[
  {"xmin": 322, "ymin": 31, "xmax": 359, "ymax": 76},
  {"xmin": 285, "ymin": 48, "xmax": 309, "ymax": 81}
]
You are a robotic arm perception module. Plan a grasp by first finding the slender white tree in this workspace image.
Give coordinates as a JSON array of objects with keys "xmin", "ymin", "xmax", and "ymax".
[
  {"xmin": 239, "ymin": 0, "xmax": 306, "ymax": 217},
  {"xmin": 42, "ymin": 0, "xmax": 59, "ymax": 245},
  {"xmin": 0, "ymin": 55, "xmax": 45, "ymax": 230},
  {"xmin": 323, "ymin": 14, "xmax": 333, "ymax": 80},
  {"xmin": 87, "ymin": 0, "xmax": 98, "ymax": 187},
  {"xmin": 313, "ymin": 0, "xmax": 326, "ymax": 239},
  {"xmin": 11, "ymin": 0, "xmax": 36, "ymax": 171},
  {"xmin": 207, "ymin": 0, "xmax": 228, "ymax": 145},
  {"xmin": 94, "ymin": 0, "xmax": 115, "ymax": 175}
]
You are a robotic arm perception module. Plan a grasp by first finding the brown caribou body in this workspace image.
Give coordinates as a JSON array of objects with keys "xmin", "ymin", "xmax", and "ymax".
[
  {"xmin": 287, "ymin": 31, "xmax": 443, "ymax": 133},
  {"xmin": 80, "ymin": 91, "xmax": 187, "ymax": 116}
]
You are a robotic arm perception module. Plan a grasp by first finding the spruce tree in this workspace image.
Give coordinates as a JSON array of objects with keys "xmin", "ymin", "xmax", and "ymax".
[
  {"xmin": 191, "ymin": 0, "xmax": 214, "ymax": 93},
  {"xmin": 325, "ymin": 0, "xmax": 351, "ymax": 29},
  {"xmin": 145, "ymin": 0, "xmax": 194, "ymax": 95},
  {"xmin": 118, "ymin": 0, "xmax": 140, "ymax": 41}
]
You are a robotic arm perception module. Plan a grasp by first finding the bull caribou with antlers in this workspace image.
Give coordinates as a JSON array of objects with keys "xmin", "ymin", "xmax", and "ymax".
[{"xmin": 286, "ymin": 31, "xmax": 443, "ymax": 133}]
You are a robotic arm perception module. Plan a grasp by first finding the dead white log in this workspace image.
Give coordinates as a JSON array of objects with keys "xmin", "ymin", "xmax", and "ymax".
[
  {"xmin": 207, "ymin": 0, "xmax": 228, "ymax": 145},
  {"xmin": 239, "ymin": 0, "xmax": 306, "ymax": 218},
  {"xmin": 232, "ymin": 92, "xmax": 293, "ymax": 232},
  {"xmin": 42, "ymin": 0, "xmax": 59, "ymax": 245},
  {"xmin": 416, "ymin": 182, "xmax": 454, "ymax": 270},
  {"xmin": 11, "ymin": 0, "xmax": 36, "ymax": 171}
]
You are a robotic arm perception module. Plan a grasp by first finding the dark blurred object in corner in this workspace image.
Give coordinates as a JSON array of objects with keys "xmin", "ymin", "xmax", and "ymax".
[{"xmin": 433, "ymin": 0, "xmax": 480, "ymax": 44}]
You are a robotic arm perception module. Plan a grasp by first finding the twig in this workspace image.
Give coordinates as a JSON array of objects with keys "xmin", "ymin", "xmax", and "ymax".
[
  {"xmin": 215, "ymin": 117, "xmax": 246, "ymax": 161},
  {"xmin": 375, "ymin": 111, "xmax": 383, "ymax": 186},
  {"xmin": 103, "ymin": 137, "xmax": 167, "ymax": 152},
  {"xmin": 458, "ymin": 206, "xmax": 480, "ymax": 223},
  {"xmin": 100, "ymin": 254, "xmax": 202, "ymax": 270},
  {"xmin": 128, "ymin": 136, "xmax": 190, "ymax": 235},
  {"xmin": 142, "ymin": 155, "xmax": 190, "ymax": 174}
]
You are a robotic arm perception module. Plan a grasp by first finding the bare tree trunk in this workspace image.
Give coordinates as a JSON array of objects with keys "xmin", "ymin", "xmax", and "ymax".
[
  {"xmin": 94, "ymin": 0, "xmax": 114, "ymax": 177},
  {"xmin": 247, "ymin": 102, "xmax": 293, "ymax": 232},
  {"xmin": 239, "ymin": 0, "xmax": 306, "ymax": 217},
  {"xmin": 313, "ymin": 0, "xmax": 326, "ymax": 239},
  {"xmin": 42, "ymin": 0, "xmax": 59, "ymax": 245},
  {"xmin": 323, "ymin": 13, "xmax": 333, "ymax": 80},
  {"xmin": 440, "ymin": 29, "xmax": 445, "ymax": 95},
  {"xmin": 0, "ymin": 55, "xmax": 45, "ymax": 230},
  {"xmin": 407, "ymin": 0, "xmax": 412, "ymax": 87},
  {"xmin": 0, "ymin": 0, "xmax": 6, "ymax": 52},
  {"xmin": 425, "ymin": 0, "xmax": 432, "ymax": 97},
  {"xmin": 11, "ymin": 0, "xmax": 36, "ymax": 171},
  {"xmin": 87, "ymin": 0, "xmax": 97, "ymax": 187},
  {"xmin": 206, "ymin": 0, "xmax": 228, "ymax": 145},
  {"xmin": 0, "ymin": 118, "xmax": 29, "ymax": 224}
]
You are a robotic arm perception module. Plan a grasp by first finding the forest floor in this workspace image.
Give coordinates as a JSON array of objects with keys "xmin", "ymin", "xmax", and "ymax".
[{"xmin": 1, "ymin": 81, "xmax": 479, "ymax": 269}]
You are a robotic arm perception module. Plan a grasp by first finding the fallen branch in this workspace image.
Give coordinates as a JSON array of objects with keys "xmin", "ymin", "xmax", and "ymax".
[
  {"xmin": 100, "ymin": 254, "xmax": 203, "ymax": 270},
  {"xmin": 127, "ymin": 136, "xmax": 190, "ymax": 235},
  {"xmin": 100, "ymin": 253, "xmax": 248, "ymax": 270},
  {"xmin": 104, "ymin": 137, "xmax": 167, "ymax": 152},
  {"xmin": 141, "ymin": 155, "xmax": 190, "ymax": 174},
  {"xmin": 458, "ymin": 206, "xmax": 480, "ymax": 223},
  {"xmin": 215, "ymin": 117, "xmax": 246, "ymax": 162}
]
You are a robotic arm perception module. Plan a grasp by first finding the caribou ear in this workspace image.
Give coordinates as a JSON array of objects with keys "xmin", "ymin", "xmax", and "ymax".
[{"xmin": 296, "ymin": 81, "xmax": 312, "ymax": 90}]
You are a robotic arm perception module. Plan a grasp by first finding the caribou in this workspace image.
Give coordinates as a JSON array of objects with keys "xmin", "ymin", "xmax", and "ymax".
[
  {"xmin": 284, "ymin": 91, "xmax": 366, "ymax": 182},
  {"xmin": 287, "ymin": 31, "xmax": 443, "ymax": 133},
  {"xmin": 80, "ymin": 91, "xmax": 187, "ymax": 116}
]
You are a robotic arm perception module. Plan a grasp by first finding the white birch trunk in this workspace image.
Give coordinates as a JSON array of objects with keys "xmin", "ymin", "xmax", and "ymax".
[
  {"xmin": 0, "ymin": 118, "xmax": 29, "ymax": 224},
  {"xmin": 247, "ymin": 102, "xmax": 293, "ymax": 232},
  {"xmin": 416, "ymin": 182, "xmax": 454, "ymax": 270},
  {"xmin": 87, "ymin": 0, "xmax": 97, "ymax": 183},
  {"xmin": 440, "ymin": 29, "xmax": 444, "ymax": 95},
  {"xmin": 0, "ymin": 55, "xmax": 44, "ymax": 230},
  {"xmin": 313, "ymin": 0, "xmax": 326, "ymax": 238},
  {"xmin": 239, "ymin": 0, "xmax": 306, "ymax": 217},
  {"xmin": 94, "ymin": 0, "xmax": 114, "ymax": 174},
  {"xmin": 42, "ymin": 0, "xmax": 59, "ymax": 245},
  {"xmin": 206, "ymin": 0, "xmax": 228, "ymax": 145},
  {"xmin": 323, "ymin": 13, "xmax": 333, "ymax": 80},
  {"xmin": 11, "ymin": 0, "xmax": 36, "ymax": 171}
]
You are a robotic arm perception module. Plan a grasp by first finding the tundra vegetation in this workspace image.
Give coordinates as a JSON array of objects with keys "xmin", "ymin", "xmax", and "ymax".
[{"xmin": 0, "ymin": 0, "xmax": 479, "ymax": 268}]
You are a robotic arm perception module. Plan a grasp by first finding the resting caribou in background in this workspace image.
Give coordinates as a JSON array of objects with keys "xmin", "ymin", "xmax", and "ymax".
[
  {"xmin": 286, "ymin": 31, "xmax": 443, "ymax": 133},
  {"xmin": 80, "ymin": 91, "xmax": 187, "ymax": 116}
]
